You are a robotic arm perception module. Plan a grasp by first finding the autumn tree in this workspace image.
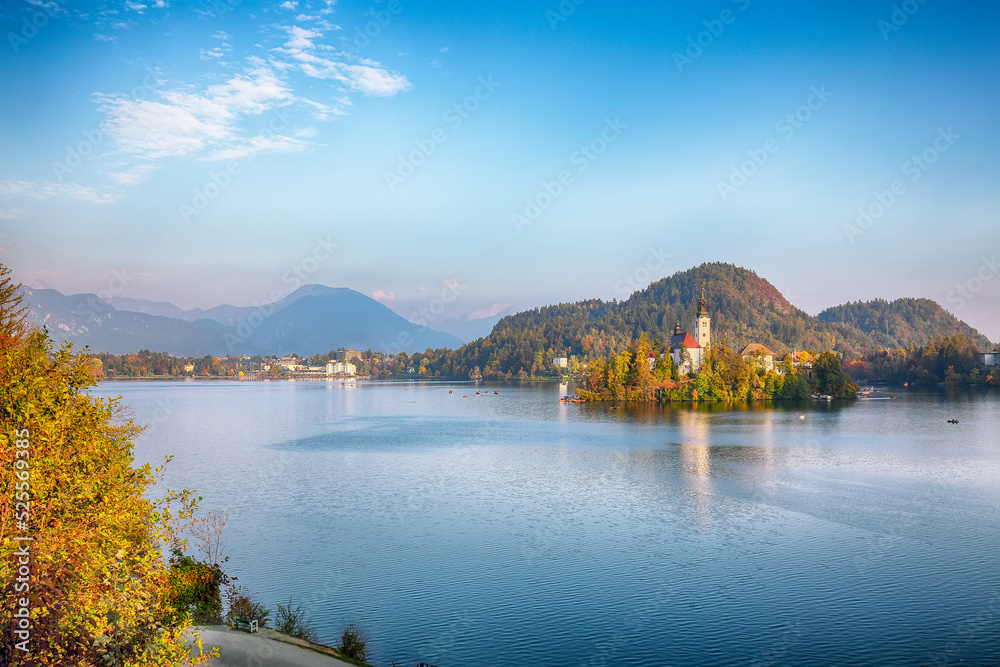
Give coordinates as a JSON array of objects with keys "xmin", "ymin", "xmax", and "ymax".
[{"xmin": 0, "ymin": 263, "xmax": 213, "ymax": 666}]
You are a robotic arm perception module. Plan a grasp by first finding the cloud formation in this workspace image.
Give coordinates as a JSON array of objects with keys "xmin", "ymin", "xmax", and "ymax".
[
  {"xmin": 95, "ymin": 60, "xmax": 299, "ymax": 162},
  {"xmin": 0, "ymin": 180, "xmax": 122, "ymax": 204}
]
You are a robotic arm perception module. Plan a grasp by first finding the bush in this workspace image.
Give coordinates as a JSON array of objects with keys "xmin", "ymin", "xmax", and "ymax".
[
  {"xmin": 338, "ymin": 621, "xmax": 370, "ymax": 662},
  {"xmin": 225, "ymin": 584, "xmax": 272, "ymax": 627},
  {"xmin": 168, "ymin": 548, "xmax": 228, "ymax": 624},
  {"xmin": 274, "ymin": 597, "xmax": 318, "ymax": 642}
]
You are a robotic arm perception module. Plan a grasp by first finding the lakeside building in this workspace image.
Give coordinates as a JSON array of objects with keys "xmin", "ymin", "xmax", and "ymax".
[
  {"xmin": 979, "ymin": 352, "xmax": 998, "ymax": 367},
  {"xmin": 275, "ymin": 356, "xmax": 302, "ymax": 371},
  {"xmin": 553, "ymin": 356, "xmax": 569, "ymax": 368},
  {"xmin": 740, "ymin": 343, "xmax": 777, "ymax": 371},
  {"xmin": 334, "ymin": 348, "xmax": 360, "ymax": 362},
  {"xmin": 326, "ymin": 361, "xmax": 357, "ymax": 376}
]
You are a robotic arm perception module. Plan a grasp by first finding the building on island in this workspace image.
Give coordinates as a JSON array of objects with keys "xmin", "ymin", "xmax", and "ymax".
[
  {"xmin": 668, "ymin": 286, "xmax": 712, "ymax": 376},
  {"xmin": 739, "ymin": 343, "xmax": 776, "ymax": 372}
]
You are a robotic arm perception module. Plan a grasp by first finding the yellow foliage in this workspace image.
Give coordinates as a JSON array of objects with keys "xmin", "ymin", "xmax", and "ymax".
[{"xmin": 1, "ymin": 324, "xmax": 215, "ymax": 665}]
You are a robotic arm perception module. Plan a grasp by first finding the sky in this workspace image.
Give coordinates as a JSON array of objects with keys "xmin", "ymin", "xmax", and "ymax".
[{"xmin": 1, "ymin": 0, "xmax": 998, "ymax": 342}]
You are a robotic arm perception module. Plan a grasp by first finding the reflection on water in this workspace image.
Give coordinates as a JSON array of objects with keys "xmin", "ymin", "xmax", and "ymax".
[{"xmin": 93, "ymin": 380, "xmax": 1000, "ymax": 667}]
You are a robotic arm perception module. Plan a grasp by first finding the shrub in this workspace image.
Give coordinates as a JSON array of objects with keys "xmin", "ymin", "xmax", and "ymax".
[
  {"xmin": 274, "ymin": 597, "xmax": 318, "ymax": 643},
  {"xmin": 225, "ymin": 584, "xmax": 272, "ymax": 627},
  {"xmin": 338, "ymin": 621, "xmax": 370, "ymax": 662},
  {"xmin": 167, "ymin": 548, "xmax": 228, "ymax": 624}
]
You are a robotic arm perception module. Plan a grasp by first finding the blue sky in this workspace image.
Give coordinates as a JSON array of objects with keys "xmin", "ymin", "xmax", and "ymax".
[{"xmin": 1, "ymin": 0, "xmax": 998, "ymax": 341}]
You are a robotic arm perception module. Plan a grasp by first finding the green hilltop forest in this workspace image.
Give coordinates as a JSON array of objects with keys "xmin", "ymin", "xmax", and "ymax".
[
  {"xmin": 817, "ymin": 298, "xmax": 993, "ymax": 350},
  {"xmin": 413, "ymin": 263, "xmax": 993, "ymax": 379}
]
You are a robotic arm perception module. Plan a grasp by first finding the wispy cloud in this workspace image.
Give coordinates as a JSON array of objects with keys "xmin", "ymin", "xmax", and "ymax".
[
  {"xmin": 108, "ymin": 164, "xmax": 159, "ymax": 186},
  {"xmin": 275, "ymin": 24, "xmax": 411, "ymax": 97},
  {"xmin": 95, "ymin": 59, "xmax": 297, "ymax": 162},
  {"xmin": 0, "ymin": 180, "xmax": 122, "ymax": 204}
]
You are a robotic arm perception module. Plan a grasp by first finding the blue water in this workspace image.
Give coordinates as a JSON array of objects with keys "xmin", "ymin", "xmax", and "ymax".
[{"xmin": 95, "ymin": 380, "xmax": 1000, "ymax": 666}]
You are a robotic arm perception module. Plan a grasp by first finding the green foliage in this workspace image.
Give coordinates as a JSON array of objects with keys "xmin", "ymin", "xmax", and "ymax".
[
  {"xmin": 814, "ymin": 351, "xmax": 860, "ymax": 399},
  {"xmin": 167, "ymin": 549, "xmax": 227, "ymax": 624},
  {"xmin": 580, "ymin": 334, "xmax": 858, "ymax": 404},
  {"xmin": 818, "ymin": 298, "xmax": 993, "ymax": 351},
  {"xmin": 338, "ymin": 622, "xmax": 370, "ymax": 663},
  {"xmin": 857, "ymin": 334, "xmax": 988, "ymax": 385},
  {"xmin": 274, "ymin": 597, "xmax": 318, "ymax": 643},
  {"xmin": 225, "ymin": 584, "xmax": 271, "ymax": 628}
]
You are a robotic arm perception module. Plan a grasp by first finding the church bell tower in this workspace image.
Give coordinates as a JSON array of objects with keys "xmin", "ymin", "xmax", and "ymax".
[{"xmin": 696, "ymin": 284, "xmax": 711, "ymax": 350}]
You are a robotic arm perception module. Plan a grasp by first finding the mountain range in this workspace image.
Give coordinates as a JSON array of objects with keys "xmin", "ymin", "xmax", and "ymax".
[
  {"xmin": 22, "ymin": 263, "xmax": 994, "ymax": 361},
  {"xmin": 25, "ymin": 285, "xmax": 463, "ymax": 356}
]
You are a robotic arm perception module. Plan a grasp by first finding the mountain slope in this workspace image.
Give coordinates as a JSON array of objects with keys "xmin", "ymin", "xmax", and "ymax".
[
  {"xmin": 25, "ymin": 288, "xmax": 236, "ymax": 356},
  {"xmin": 26, "ymin": 285, "xmax": 462, "ymax": 355},
  {"xmin": 817, "ymin": 298, "xmax": 993, "ymax": 350},
  {"xmin": 240, "ymin": 286, "xmax": 462, "ymax": 354},
  {"xmin": 434, "ymin": 263, "xmax": 990, "ymax": 378}
]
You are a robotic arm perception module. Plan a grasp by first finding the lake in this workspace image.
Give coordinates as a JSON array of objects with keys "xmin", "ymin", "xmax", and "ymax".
[{"xmin": 94, "ymin": 380, "xmax": 1000, "ymax": 666}]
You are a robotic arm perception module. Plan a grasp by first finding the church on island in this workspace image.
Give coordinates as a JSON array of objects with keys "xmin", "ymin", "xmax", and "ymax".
[{"xmin": 668, "ymin": 287, "xmax": 712, "ymax": 376}]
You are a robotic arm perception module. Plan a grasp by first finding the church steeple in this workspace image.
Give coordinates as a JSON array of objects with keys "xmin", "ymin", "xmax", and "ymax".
[
  {"xmin": 696, "ymin": 283, "xmax": 711, "ymax": 350},
  {"xmin": 674, "ymin": 321, "xmax": 682, "ymax": 335}
]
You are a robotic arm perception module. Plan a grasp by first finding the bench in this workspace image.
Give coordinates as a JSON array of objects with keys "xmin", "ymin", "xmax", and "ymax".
[{"xmin": 231, "ymin": 617, "xmax": 258, "ymax": 633}]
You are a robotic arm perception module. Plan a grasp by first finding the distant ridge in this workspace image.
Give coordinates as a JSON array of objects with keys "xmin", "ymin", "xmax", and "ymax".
[
  {"xmin": 817, "ymin": 298, "xmax": 992, "ymax": 350},
  {"xmin": 25, "ymin": 285, "xmax": 462, "ymax": 355}
]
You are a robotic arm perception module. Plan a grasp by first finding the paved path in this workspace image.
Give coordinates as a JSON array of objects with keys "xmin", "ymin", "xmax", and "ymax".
[{"xmin": 187, "ymin": 625, "xmax": 355, "ymax": 667}]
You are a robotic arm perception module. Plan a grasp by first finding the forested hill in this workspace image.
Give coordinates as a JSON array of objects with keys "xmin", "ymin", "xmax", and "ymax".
[
  {"xmin": 425, "ymin": 263, "xmax": 991, "ymax": 379},
  {"xmin": 817, "ymin": 298, "xmax": 993, "ymax": 350}
]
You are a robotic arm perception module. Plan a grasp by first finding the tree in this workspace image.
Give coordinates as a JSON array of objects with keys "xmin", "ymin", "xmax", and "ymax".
[
  {"xmin": 0, "ymin": 264, "xmax": 213, "ymax": 666},
  {"xmin": 0, "ymin": 265, "xmax": 28, "ymax": 347},
  {"xmin": 814, "ymin": 351, "xmax": 859, "ymax": 398}
]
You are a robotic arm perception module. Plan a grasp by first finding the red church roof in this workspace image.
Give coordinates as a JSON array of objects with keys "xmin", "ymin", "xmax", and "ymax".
[{"xmin": 670, "ymin": 332, "xmax": 700, "ymax": 349}]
